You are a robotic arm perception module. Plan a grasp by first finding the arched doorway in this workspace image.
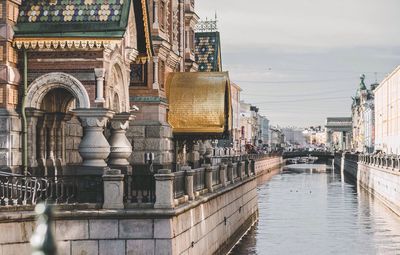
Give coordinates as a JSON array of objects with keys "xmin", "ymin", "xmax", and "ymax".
[{"xmin": 25, "ymin": 73, "xmax": 90, "ymax": 176}]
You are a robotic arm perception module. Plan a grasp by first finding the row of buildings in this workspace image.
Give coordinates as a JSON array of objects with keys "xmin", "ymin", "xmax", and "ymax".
[
  {"xmin": 328, "ymin": 65, "xmax": 400, "ymax": 155},
  {"xmin": 236, "ymin": 101, "xmax": 287, "ymax": 153}
]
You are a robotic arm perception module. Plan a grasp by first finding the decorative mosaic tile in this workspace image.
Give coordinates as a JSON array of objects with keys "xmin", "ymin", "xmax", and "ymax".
[
  {"xmin": 18, "ymin": 0, "xmax": 124, "ymax": 23},
  {"xmin": 195, "ymin": 32, "xmax": 221, "ymax": 72}
]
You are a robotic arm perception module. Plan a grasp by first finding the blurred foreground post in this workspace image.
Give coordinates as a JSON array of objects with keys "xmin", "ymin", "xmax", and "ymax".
[{"xmin": 30, "ymin": 203, "xmax": 57, "ymax": 255}]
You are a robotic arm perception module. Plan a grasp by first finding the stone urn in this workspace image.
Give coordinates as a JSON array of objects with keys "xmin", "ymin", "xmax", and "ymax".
[
  {"xmin": 108, "ymin": 112, "xmax": 134, "ymax": 166},
  {"xmin": 74, "ymin": 108, "xmax": 114, "ymax": 167}
]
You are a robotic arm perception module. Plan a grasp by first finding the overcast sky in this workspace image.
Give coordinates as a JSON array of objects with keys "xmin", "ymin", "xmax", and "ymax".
[{"xmin": 196, "ymin": 0, "xmax": 400, "ymax": 127}]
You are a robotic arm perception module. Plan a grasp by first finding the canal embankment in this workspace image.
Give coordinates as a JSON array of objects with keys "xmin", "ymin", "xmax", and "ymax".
[
  {"xmin": 0, "ymin": 156, "xmax": 283, "ymax": 255},
  {"xmin": 335, "ymin": 152, "xmax": 400, "ymax": 216}
]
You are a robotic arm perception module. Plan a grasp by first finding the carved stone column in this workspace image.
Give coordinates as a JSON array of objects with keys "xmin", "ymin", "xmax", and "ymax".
[
  {"xmin": 178, "ymin": 0, "xmax": 184, "ymax": 71},
  {"xmin": 74, "ymin": 108, "xmax": 114, "ymax": 170},
  {"xmin": 108, "ymin": 112, "xmax": 134, "ymax": 167},
  {"xmin": 94, "ymin": 68, "xmax": 106, "ymax": 104},
  {"xmin": 55, "ymin": 113, "xmax": 71, "ymax": 176},
  {"xmin": 152, "ymin": 56, "xmax": 160, "ymax": 89},
  {"xmin": 25, "ymin": 109, "xmax": 44, "ymax": 172},
  {"xmin": 37, "ymin": 116, "xmax": 47, "ymax": 174},
  {"xmin": 45, "ymin": 115, "xmax": 57, "ymax": 176},
  {"xmin": 153, "ymin": 0, "xmax": 159, "ymax": 29}
]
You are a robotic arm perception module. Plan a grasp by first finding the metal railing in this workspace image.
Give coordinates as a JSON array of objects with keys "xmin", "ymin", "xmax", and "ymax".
[
  {"xmin": 232, "ymin": 163, "xmax": 240, "ymax": 179},
  {"xmin": 0, "ymin": 175, "xmax": 103, "ymax": 206},
  {"xmin": 193, "ymin": 167, "xmax": 205, "ymax": 192},
  {"xmin": 173, "ymin": 171, "xmax": 186, "ymax": 199},
  {"xmin": 211, "ymin": 166, "xmax": 220, "ymax": 186},
  {"xmin": 124, "ymin": 173, "xmax": 155, "ymax": 204}
]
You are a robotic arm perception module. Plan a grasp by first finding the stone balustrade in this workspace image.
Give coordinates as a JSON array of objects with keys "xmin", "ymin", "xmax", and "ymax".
[
  {"xmin": 151, "ymin": 155, "xmax": 281, "ymax": 208},
  {"xmin": 0, "ymin": 155, "xmax": 282, "ymax": 212},
  {"xmin": 359, "ymin": 154, "xmax": 400, "ymax": 171}
]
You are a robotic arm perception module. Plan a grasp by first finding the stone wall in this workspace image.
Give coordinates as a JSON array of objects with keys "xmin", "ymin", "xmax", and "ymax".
[
  {"xmin": 343, "ymin": 155, "xmax": 358, "ymax": 179},
  {"xmin": 336, "ymin": 153, "xmax": 400, "ymax": 216},
  {"xmin": 358, "ymin": 162, "xmax": 400, "ymax": 216},
  {"xmin": 334, "ymin": 153, "xmax": 358, "ymax": 179},
  {"xmin": 0, "ymin": 178, "xmax": 258, "ymax": 255},
  {"xmin": 0, "ymin": 109, "xmax": 21, "ymax": 172},
  {"xmin": 127, "ymin": 120, "xmax": 174, "ymax": 170},
  {"xmin": 0, "ymin": 157, "xmax": 283, "ymax": 254},
  {"xmin": 254, "ymin": 157, "xmax": 283, "ymax": 176}
]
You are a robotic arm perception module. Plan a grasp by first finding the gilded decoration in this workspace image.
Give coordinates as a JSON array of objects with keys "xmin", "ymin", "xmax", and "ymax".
[{"xmin": 166, "ymin": 72, "xmax": 232, "ymax": 135}]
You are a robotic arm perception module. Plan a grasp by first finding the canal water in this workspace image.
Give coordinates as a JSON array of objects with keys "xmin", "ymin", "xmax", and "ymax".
[{"xmin": 230, "ymin": 164, "xmax": 400, "ymax": 255}]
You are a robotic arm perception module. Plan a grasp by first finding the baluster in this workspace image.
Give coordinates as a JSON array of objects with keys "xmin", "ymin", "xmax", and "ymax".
[
  {"xmin": 136, "ymin": 175, "xmax": 143, "ymax": 203},
  {"xmin": 23, "ymin": 177, "xmax": 31, "ymax": 205},
  {"xmin": 0, "ymin": 178, "xmax": 3, "ymax": 205},
  {"xmin": 31, "ymin": 179, "xmax": 38, "ymax": 204},
  {"xmin": 59, "ymin": 178, "xmax": 65, "ymax": 204},
  {"xmin": 4, "ymin": 177, "xmax": 10, "ymax": 205},
  {"xmin": 68, "ymin": 176, "xmax": 77, "ymax": 203},
  {"xmin": 12, "ymin": 177, "xmax": 18, "ymax": 205},
  {"xmin": 125, "ymin": 175, "xmax": 132, "ymax": 203}
]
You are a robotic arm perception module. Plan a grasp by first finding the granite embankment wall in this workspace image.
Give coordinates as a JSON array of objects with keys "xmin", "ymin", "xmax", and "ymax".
[
  {"xmin": 335, "ymin": 153, "xmax": 400, "ymax": 216},
  {"xmin": 0, "ymin": 157, "xmax": 283, "ymax": 255}
]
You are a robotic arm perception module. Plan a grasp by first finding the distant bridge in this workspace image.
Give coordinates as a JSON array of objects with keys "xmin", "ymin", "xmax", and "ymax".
[{"xmin": 282, "ymin": 151, "xmax": 334, "ymax": 160}]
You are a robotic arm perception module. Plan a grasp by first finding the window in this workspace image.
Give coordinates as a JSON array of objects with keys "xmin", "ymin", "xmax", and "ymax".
[{"xmin": 130, "ymin": 63, "xmax": 148, "ymax": 87}]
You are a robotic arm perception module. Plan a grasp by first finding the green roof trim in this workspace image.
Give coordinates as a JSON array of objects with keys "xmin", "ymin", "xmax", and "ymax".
[{"xmin": 15, "ymin": 0, "xmax": 132, "ymax": 37}]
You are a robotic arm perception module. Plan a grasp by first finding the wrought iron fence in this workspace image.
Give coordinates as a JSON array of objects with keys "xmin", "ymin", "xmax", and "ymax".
[
  {"xmin": 174, "ymin": 171, "xmax": 186, "ymax": 199},
  {"xmin": 211, "ymin": 166, "xmax": 220, "ymax": 186},
  {"xmin": 193, "ymin": 167, "xmax": 205, "ymax": 192},
  {"xmin": 124, "ymin": 174, "xmax": 155, "ymax": 204},
  {"xmin": 0, "ymin": 175, "xmax": 103, "ymax": 206},
  {"xmin": 232, "ymin": 163, "xmax": 239, "ymax": 179}
]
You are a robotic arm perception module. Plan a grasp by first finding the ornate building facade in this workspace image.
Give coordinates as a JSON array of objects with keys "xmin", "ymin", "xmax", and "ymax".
[
  {"xmin": 375, "ymin": 66, "xmax": 400, "ymax": 154},
  {"xmin": 0, "ymin": 0, "xmax": 200, "ymax": 174},
  {"xmin": 351, "ymin": 75, "xmax": 376, "ymax": 153}
]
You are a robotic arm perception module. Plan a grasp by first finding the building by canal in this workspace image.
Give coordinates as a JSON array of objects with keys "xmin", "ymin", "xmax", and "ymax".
[{"xmin": 230, "ymin": 164, "xmax": 400, "ymax": 255}]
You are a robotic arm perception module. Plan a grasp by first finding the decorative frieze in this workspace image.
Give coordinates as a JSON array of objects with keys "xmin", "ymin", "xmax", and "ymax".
[{"xmin": 14, "ymin": 38, "xmax": 121, "ymax": 50}]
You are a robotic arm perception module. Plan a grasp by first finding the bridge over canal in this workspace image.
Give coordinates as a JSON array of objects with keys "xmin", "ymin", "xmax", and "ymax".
[{"xmin": 282, "ymin": 151, "xmax": 334, "ymax": 163}]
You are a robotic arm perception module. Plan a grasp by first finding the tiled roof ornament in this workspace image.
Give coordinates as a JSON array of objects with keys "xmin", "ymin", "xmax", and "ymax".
[{"xmin": 195, "ymin": 13, "xmax": 218, "ymax": 32}]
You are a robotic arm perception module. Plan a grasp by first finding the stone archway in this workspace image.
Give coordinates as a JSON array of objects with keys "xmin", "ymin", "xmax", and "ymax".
[
  {"xmin": 25, "ymin": 72, "xmax": 90, "ymax": 109},
  {"xmin": 25, "ymin": 73, "xmax": 91, "ymax": 175}
]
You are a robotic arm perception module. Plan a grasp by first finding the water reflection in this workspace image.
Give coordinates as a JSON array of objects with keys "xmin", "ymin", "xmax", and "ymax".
[{"xmin": 230, "ymin": 165, "xmax": 400, "ymax": 255}]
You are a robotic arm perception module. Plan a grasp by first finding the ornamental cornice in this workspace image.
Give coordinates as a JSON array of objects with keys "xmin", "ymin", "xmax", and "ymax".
[
  {"xmin": 166, "ymin": 52, "xmax": 181, "ymax": 70},
  {"xmin": 13, "ymin": 38, "xmax": 121, "ymax": 50}
]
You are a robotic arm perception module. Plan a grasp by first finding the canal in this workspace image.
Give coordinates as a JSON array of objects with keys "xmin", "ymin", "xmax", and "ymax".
[{"xmin": 230, "ymin": 164, "xmax": 400, "ymax": 254}]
